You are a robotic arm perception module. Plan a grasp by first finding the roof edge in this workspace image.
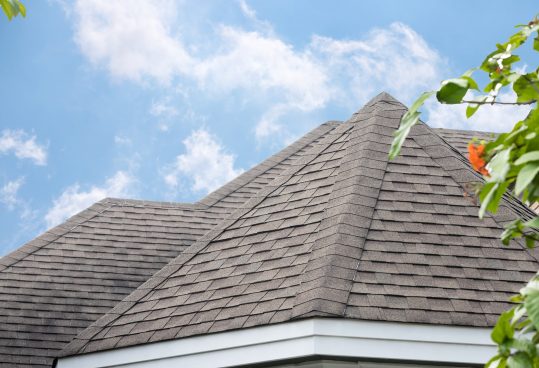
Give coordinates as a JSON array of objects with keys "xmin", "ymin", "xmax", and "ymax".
[
  {"xmin": 0, "ymin": 198, "xmax": 118, "ymax": 273},
  {"xmin": 198, "ymin": 121, "xmax": 340, "ymax": 207},
  {"xmin": 55, "ymin": 318, "xmax": 494, "ymax": 368}
]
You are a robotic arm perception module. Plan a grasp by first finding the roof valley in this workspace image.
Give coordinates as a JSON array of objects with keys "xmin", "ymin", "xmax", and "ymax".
[{"xmin": 292, "ymin": 93, "xmax": 407, "ymax": 319}]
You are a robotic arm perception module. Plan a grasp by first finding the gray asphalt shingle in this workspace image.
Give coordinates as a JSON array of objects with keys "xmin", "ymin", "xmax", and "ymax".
[
  {"xmin": 58, "ymin": 93, "xmax": 539, "ymax": 359},
  {"xmin": 3, "ymin": 92, "xmax": 538, "ymax": 366},
  {"xmin": 0, "ymin": 123, "xmax": 336, "ymax": 368}
]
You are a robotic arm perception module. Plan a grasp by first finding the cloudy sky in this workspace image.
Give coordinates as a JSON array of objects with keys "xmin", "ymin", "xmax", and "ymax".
[{"xmin": 0, "ymin": 0, "xmax": 536, "ymax": 255}]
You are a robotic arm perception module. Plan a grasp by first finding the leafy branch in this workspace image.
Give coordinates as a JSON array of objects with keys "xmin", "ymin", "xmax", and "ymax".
[
  {"xmin": 0, "ymin": 0, "xmax": 25, "ymax": 21},
  {"xmin": 390, "ymin": 15, "xmax": 539, "ymax": 368}
]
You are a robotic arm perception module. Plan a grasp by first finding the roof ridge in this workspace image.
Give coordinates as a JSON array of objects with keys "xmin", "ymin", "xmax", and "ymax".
[
  {"xmin": 433, "ymin": 127, "xmax": 496, "ymax": 135},
  {"xmin": 103, "ymin": 197, "xmax": 205, "ymax": 209},
  {"xmin": 198, "ymin": 121, "xmax": 340, "ymax": 207},
  {"xmin": 60, "ymin": 120, "xmax": 348, "ymax": 357},
  {"xmin": 291, "ymin": 96, "xmax": 407, "ymax": 319},
  {"xmin": 0, "ymin": 198, "xmax": 118, "ymax": 273}
]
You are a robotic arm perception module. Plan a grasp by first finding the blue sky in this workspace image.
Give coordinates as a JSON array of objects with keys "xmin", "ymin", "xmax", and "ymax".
[{"xmin": 0, "ymin": 0, "xmax": 537, "ymax": 256}]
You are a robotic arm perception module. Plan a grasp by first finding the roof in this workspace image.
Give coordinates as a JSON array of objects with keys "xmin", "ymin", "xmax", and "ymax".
[
  {"xmin": 432, "ymin": 128, "xmax": 495, "ymax": 157},
  {"xmin": 0, "ymin": 122, "xmax": 336, "ymax": 368},
  {"xmin": 55, "ymin": 93, "xmax": 539, "ymax": 359}
]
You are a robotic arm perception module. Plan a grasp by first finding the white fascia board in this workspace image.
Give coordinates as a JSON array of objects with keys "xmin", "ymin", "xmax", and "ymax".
[{"xmin": 56, "ymin": 318, "xmax": 496, "ymax": 368}]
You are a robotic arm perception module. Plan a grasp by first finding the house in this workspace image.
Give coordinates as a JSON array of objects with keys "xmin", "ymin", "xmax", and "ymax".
[{"xmin": 1, "ymin": 93, "xmax": 537, "ymax": 368}]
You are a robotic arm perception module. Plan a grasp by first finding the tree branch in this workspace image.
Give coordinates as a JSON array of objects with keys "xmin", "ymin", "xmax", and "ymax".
[{"xmin": 461, "ymin": 99, "xmax": 536, "ymax": 105}]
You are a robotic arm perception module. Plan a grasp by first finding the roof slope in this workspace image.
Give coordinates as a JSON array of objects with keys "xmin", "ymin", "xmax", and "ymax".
[
  {"xmin": 60, "ymin": 93, "xmax": 539, "ymax": 358},
  {"xmin": 0, "ymin": 122, "xmax": 337, "ymax": 368},
  {"xmin": 433, "ymin": 128, "xmax": 495, "ymax": 157}
]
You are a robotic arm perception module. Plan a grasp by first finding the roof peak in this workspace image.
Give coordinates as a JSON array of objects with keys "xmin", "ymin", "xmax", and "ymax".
[
  {"xmin": 364, "ymin": 91, "xmax": 406, "ymax": 109},
  {"xmin": 348, "ymin": 92, "xmax": 408, "ymax": 127}
]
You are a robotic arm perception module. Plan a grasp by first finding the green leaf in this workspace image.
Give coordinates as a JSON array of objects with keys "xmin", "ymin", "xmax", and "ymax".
[
  {"xmin": 462, "ymin": 76, "xmax": 479, "ymax": 90},
  {"xmin": 466, "ymin": 96, "xmax": 488, "ymax": 118},
  {"xmin": 534, "ymin": 36, "xmax": 539, "ymax": 52},
  {"xmin": 436, "ymin": 78, "xmax": 470, "ymax": 104},
  {"xmin": 507, "ymin": 352, "xmax": 533, "ymax": 368},
  {"xmin": 509, "ymin": 338, "xmax": 538, "ymax": 358},
  {"xmin": 480, "ymin": 181, "xmax": 509, "ymax": 219},
  {"xmin": 521, "ymin": 276, "xmax": 539, "ymax": 295},
  {"xmin": 526, "ymin": 132, "xmax": 537, "ymax": 140},
  {"xmin": 515, "ymin": 163, "xmax": 539, "ymax": 195},
  {"xmin": 389, "ymin": 91, "xmax": 435, "ymax": 159},
  {"xmin": 408, "ymin": 91, "xmax": 435, "ymax": 113},
  {"xmin": 525, "ymin": 292, "xmax": 539, "ymax": 336},
  {"xmin": 480, "ymin": 183, "xmax": 498, "ymax": 219},
  {"xmin": 486, "ymin": 355, "xmax": 505, "ymax": 368},
  {"xmin": 462, "ymin": 67, "xmax": 478, "ymax": 78},
  {"xmin": 525, "ymin": 217, "xmax": 539, "ymax": 229},
  {"xmin": 489, "ymin": 148, "xmax": 512, "ymax": 183},
  {"xmin": 389, "ymin": 112, "xmax": 419, "ymax": 160},
  {"xmin": 0, "ymin": 0, "xmax": 14, "ymax": 20},
  {"xmin": 513, "ymin": 73, "xmax": 539, "ymax": 104},
  {"xmin": 15, "ymin": 0, "xmax": 24, "ymax": 17},
  {"xmin": 0, "ymin": 0, "xmax": 25, "ymax": 20},
  {"xmin": 492, "ymin": 309, "xmax": 515, "ymax": 344},
  {"xmin": 516, "ymin": 152, "xmax": 539, "ymax": 166},
  {"xmin": 501, "ymin": 220, "xmax": 524, "ymax": 246}
]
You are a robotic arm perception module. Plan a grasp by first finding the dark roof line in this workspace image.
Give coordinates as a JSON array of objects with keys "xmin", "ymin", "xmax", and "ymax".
[{"xmin": 198, "ymin": 121, "xmax": 340, "ymax": 208}]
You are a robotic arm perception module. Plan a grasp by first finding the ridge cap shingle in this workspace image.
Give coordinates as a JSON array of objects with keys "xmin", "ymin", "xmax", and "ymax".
[
  {"xmin": 102, "ymin": 197, "xmax": 204, "ymax": 209},
  {"xmin": 291, "ymin": 96, "xmax": 407, "ymax": 319}
]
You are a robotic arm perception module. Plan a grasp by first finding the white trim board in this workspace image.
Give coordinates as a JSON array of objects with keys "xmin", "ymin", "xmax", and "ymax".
[{"xmin": 56, "ymin": 318, "xmax": 496, "ymax": 368}]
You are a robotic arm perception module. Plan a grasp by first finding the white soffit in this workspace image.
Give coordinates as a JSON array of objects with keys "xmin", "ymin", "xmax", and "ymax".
[{"xmin": 56, "ymin": 318, "xmax": 496, "ymax": 368}]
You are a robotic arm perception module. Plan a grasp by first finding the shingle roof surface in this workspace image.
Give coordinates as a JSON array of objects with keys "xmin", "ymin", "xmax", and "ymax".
[
  {"xmin": 59, "ymin": 93, "xmax": 539, "ymax": 358},
  {"xmin": 0, "ymin": 123, "xmax": 337, "ymax": 368},
  {"xmin": 433, "ymin": 128, "xmax": 496, "ymax": 157}
]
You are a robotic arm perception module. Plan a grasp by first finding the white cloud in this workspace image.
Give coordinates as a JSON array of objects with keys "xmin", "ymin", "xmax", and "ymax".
[
  {"xmin": 45, "ymin": 171, "xmax": 134, "ymax": 228},
  {"xmin": 163, "ymin": 129, "xmax": 244, "ymax": 194},
  {"xmin": 193, "ymin": 26, "xmax": 332, "ymax": 141},
  {"xmin": 0, "ymin": 178, "xmax": 38, "ymax": 227},
  {"xmin": 73, "ymin": 0, "xmax": 192, "ymax": 84},
  {"xmin": 70, "ymin": 2, "xmax": 446, "ymax": 142},
  {"xmin": 237, "ymin": 0, "xmax": 273, "ymax": 34},
  {"xmin": 114, "ymin": 135, "xmax": 132, "ymax": 145},
  {"xmin": 195, "ymin": 26, "xmax": 330, "ymax": 110},
  {"xmin": 310, "ymin": 22, "xmax": 443, "ymax": 104},
  {"xmin": 0, "ymin": 130, "xmax": 47, "ymax": 165},
  {"xmin": 150, "ymin": 97, "xmax": 179, "ymax": 118},
  {"xmin": 426, "ymin": 92, "xmax": 531, "ymax": 132},
  {"xmin": 0, "ymin": 178, "xmax": 24, "ymax": 210}
]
